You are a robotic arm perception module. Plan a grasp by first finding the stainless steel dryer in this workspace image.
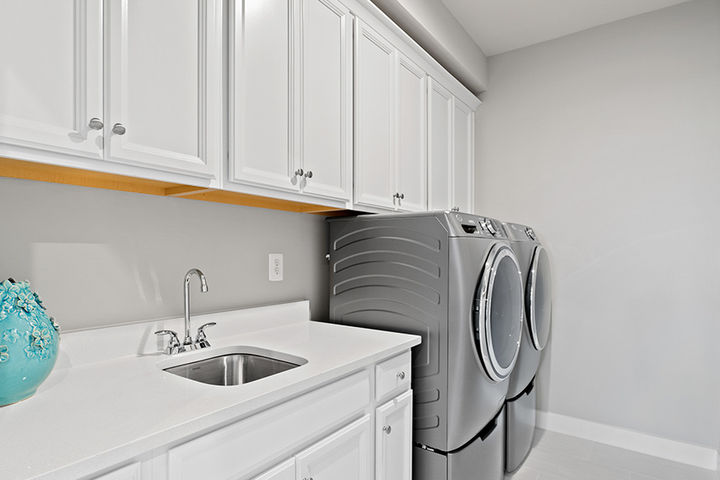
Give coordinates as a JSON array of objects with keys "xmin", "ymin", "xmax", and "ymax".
[
  {"xmin": 327, "ymin": 211, "xmax": 525, "ymax": 480},
  {"xmin": 502, "ymin": 222, "xmax": 552, "ymax": 473}
]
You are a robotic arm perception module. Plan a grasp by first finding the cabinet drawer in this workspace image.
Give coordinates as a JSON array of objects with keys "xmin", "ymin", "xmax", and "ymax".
[
  {"xmin": 375, "ymin": 351, "xmax": 411, "ymax": 402},
  {"xmin": 168, "ymin": 370, "xmax": 370, "ymax": 480}
]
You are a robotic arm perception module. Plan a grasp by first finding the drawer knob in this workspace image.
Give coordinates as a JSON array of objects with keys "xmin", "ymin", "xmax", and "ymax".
[
  {"xmin": 397, "ymin": 371, "xmax": 406, "ymax": 380},
  {"xmin": 383, "ymin": 425, "xmax": 392, "ymax": 434}
]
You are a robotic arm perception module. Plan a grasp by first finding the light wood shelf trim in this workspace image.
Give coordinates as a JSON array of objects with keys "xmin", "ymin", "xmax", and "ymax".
[{"xmin": 0, "ymin": 157, "xmax": 349, "ymax": 215}]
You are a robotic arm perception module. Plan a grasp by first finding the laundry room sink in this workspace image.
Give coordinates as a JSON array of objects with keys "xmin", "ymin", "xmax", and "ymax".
[{"xmin": 159, "ymin": 346, "xmax": 307, "ymax": 386}]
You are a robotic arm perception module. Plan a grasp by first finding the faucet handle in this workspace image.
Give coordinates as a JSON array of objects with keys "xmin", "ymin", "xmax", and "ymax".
[
  {"xmin": 195, "ymin": 322, "xmax": 216, "ymax": 349},
  {"xmin": 155, "ymin": 329, "xmax": 183, "ymax": 355}
]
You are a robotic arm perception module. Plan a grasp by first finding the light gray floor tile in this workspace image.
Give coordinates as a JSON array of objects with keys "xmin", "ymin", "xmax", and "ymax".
[
  {"xmin": 507, "ymin": 429, "xmax": 717, "ymax": 480},
  {"xmin": 589, "ymin": 442, "xmax": 717, "ymax": 480}
]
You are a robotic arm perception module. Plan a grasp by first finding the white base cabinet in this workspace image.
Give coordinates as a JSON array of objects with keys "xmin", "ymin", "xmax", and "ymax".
[
  {"xmin": 376, "ymin": 390, "xmax": 413, "ymax": 480},
  {"xmin": 296, "ymin": 415, "xmax": 372, "ymax": 480},
  {"xmin": 89, "ymin": 350, "xmax": 413, "ymax": 480},
  {"xmin": 253, "ymin": 460, "xmax": 295, "ymax": 480}
]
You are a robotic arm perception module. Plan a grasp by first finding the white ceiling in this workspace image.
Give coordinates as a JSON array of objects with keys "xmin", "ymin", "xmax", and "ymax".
[{"xmin": 440, "ymin": 0, "xmax": 694, "ymax": 56}]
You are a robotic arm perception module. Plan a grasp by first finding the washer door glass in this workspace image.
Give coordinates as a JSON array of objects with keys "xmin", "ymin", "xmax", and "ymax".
[
  {"xmin": 527, "ymin": 246, "xmax": 552, "ymax": 350},
  {"xmin": 474, "ymin": 244, "xmax": 524, "ymax": 382}
]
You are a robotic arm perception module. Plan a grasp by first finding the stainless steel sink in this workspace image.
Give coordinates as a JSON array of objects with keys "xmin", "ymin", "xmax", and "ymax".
[{"xmin": 160, "ymin": 347, "xmax": 307, "ymax": 386}]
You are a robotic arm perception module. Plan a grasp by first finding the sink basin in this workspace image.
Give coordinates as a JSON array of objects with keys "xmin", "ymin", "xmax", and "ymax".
[{"xmin": 160, "ymin": 346, "xmax": 307, "ymax": 386}]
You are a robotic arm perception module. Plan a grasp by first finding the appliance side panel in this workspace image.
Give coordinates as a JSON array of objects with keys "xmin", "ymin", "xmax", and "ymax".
[{"xmin": 328, "ymin": 215, "xmax": 450, "ymax": 450}]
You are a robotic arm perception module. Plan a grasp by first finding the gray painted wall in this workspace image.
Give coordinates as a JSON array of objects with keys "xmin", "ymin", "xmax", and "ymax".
[
  {"xmin": 0, "ymin": 177, "xmax": 330, "ymax": 332},
  {"xmin": 476, "ymin": 0, "xmax": 720, "ymax": 449},
  {"xmin": 370, "ymin": 0, "xmax": 488, "ymax": 93}
]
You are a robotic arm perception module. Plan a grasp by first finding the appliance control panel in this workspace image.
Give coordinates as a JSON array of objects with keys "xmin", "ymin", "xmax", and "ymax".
[{"xmin": 452, "ymin": 213, "xmax": 506, "ymax": 239}]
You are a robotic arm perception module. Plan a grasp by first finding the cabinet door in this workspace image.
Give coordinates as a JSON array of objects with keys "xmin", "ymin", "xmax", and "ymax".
[
  {"xmin": 354, "ymin": 20, "xmax": 395, "ymax": 210},
  {"xmin": 106, "ymin": 0, "xmax": 222, "ymax": 181},
  {"xmin": 230, "ymin": 0, "xmax": 295, "ymax": 191},
  {"xmin": 297, "ymin": 0, "xmax": 353, "ymax": 202},
  {"xmin": 0, "ymin": 0, "xmax": 102, "ymax": 159},
  {"xmin": 452, "ymin": 98, "xmax": 474, "ymax": 213},
  {"xmin": 427, "ymin": 78, "xmax": 453, "ymax": 211},
  {"xmin": 252, "ymin": 459, "xmax": 295, "ymax": 480},
  {"xmin": 376, "ymin": 390, "xmax": 413, "ymax": 480},
  {"xmin": 296, "ymin": 415, "xmax": 372, "ymax": 480},
  {"xmin": 395, "ymin": 54, "xmax": 427, "ymax": 212}
]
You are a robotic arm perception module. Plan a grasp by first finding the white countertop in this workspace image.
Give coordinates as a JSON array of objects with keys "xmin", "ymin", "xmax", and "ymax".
[{"xmin": 0, "ymin": 301, "xmax": 420, "ymax": 480}]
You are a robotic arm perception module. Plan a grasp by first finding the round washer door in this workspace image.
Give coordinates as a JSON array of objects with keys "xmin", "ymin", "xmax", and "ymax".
[
  {"xmin": 473, "ymin": 243, "xmax": 524, "ymax": 382},
  {"xmin": 527, "ymin": 245, "xmax": 552, "ymax": 350}
]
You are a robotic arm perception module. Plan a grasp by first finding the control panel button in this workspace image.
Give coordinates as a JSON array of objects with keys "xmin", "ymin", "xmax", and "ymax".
[{"xmin": 485, "ymin": 220, "xmax": 497, "ymax": 235}]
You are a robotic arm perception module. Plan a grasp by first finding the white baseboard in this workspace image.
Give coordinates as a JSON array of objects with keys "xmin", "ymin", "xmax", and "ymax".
[{"xmin": 536, "ymin": 410, "xmax": 718, "ymax": 471}]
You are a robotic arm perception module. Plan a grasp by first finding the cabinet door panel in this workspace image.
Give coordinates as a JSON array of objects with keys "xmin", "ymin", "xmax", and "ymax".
[
  {"xmin": 251, "ymin": 459, "xmax": 295, "ymax": 480},
  {"xmin": 298, "ymin": 0, "xmax": 352, "ymax": 202},
  {"xmin": 354, "ymin": 20, "xmax": 395, "ymax": 209},
  {"xmin": 0, "ymin": 0, "xmax": 102, "ymax": 159},
  {"xmin": 452, "ymin": 98, "xmax": 474, "ymax": 213},
  {"xmin": 107, "ymin": 0, "xmax": 221, "ymax": 179},
  {"xmin": 428, "ymin": 78, "xmax": 453, "ymax": 210},
  {"xmin": 376, "ymin": 390, "xmax": 413, "ymax": 480},
  {"xmin": 296, "ymin": 415, "xmax": 372, "ymax": 480},
  {"xmin": 427, "ymin": 78, "xmax": 453, "ymax": 211},
  {"xmin": 395, "ymin": 54, "xmax": 427, "ymax": 212},
  {"xmin": 230, "ymin": 0, "xmax": 294, "ymax": 191}
]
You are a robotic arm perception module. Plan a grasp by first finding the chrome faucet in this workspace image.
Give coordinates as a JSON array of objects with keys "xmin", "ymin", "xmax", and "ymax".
[
  {"xmin": 155, "ymin": 268, "xmax": 215, "ymax": 355},
  {"xmin": 183, "ymin": 268, "xmax": 208, "ymax": 346}
]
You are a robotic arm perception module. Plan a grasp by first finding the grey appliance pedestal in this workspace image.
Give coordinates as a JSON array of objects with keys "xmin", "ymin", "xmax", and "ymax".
[
  {"xmin": 505, "ymin": 379, "xmax": 537, "ymax": 472},
  {"xmin": 413, "ymin": 407, "xmax": 505, "ymax": 480}
]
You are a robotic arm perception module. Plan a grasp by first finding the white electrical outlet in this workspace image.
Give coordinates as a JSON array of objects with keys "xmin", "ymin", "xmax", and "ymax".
[{"xmin": 268, "ymin": 253, "xmax": 283, "ymax": 281}]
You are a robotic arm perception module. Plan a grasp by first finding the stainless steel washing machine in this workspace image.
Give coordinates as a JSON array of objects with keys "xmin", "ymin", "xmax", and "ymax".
[
  {"xmin": 327, "ymin": 211, "xmax": 525, "ymax": 480},
  {"xmin": 502, "ymin": 222, "xmax": 552, "ymax": 473}
]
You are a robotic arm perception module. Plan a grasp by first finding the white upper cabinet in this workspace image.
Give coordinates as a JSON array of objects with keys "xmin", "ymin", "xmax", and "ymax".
[
  {"xmin": 428, "ymin": 78, "xmax": 453, "ymax": 211},
  {"xmin": 106, "ymin": 0, "xmax": 222, "ymax": 180},
  {"xmin": 230, "ymin": 0, "xmax": 294, "ymax": 192},
  {"xmin": 296, "ymin": 415, "xmax": 373, "ymax": 480},
  {"xmin": 354, "ymin": 20, "xmax": 395, "ymax": 210},
  {"xmin": 0, "ymin": 0, "xmax": 103, "ymax": 159},
  {"xmin": 452, "ymin": 98, "xmax": 474, "ymax": 213},
  {"xmin": 428, "ymin": 77, "xmax": 476, "ymax": 213},
  {"xmin": 296, "ymin": 0, "xmax": 353, "ymax": 201},
  {"xmin": 229, "ymin": 0, "xmax": 352, "ymax": 203},
  {"xmin": 395, "ymin": 54, "xmax": 427, "ymax": 212},
  {"xmin": 354, "ymin": 20, "xmax": 428, "ymax": 212}
]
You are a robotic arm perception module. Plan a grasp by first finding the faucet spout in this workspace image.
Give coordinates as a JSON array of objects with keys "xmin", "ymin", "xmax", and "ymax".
[{"xmin": 183, "ymin": 268, "xmax": 208, "ymax": 346}]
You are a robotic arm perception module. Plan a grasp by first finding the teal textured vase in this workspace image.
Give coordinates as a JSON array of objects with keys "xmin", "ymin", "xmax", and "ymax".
[{"xmin": 0, "ymin": 279, "xmax": 60, "ymax": 407}]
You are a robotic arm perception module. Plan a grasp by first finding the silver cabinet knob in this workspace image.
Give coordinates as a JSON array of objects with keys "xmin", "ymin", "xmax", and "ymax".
[
  {"xmin": 383, "ymin": 425, "xmax": 392, "ymax": 434},
  {"xmin": 397, "ymin": 371, "xmax": 406, "ymax": 380},
  {"xmin": 304, "ymin": 170, "xmax": 313, "ymax": 179},
  {"xmin": 112, "ymin": 123, "xmax": 126, "ymax": 135},
  {"xmin": 88, "ymin": 118, "xmax": 104, "ymax": 130},
  {"xmin": 294, "ymin": 168, "xmax": 304, "ymax": 177}
]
